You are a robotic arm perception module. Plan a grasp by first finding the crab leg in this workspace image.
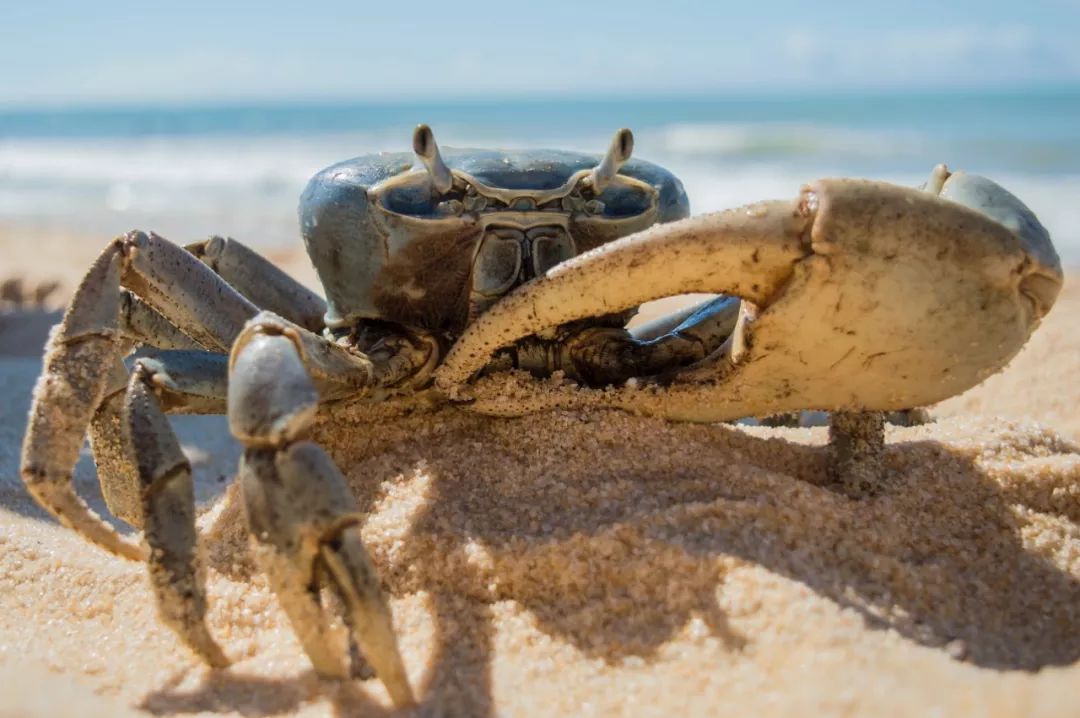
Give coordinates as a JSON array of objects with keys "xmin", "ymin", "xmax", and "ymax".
[
  {"xmin": 20, "ymin": 251, "xmax": 144, "ymax": 558},
  {"xmin": 89, "ymin": 352, "xmax": 228, "ymax": 527},
  {"xmin": 119, "ymin": 290, "xmax": 207, "ymax": 350},
  {"xmin": 122, "ymin": 231, "xmax": 259, "ymax": 351},
  {"xmin": 21, "ymin": 230, "xmax": 262, "ymax": 669},
  {"xmin": 828, "ymin": 410, "xmax": 886, "ymax": 493},
  {"xmin": 83, "ymin": 296, "xmax": 207, "ymax": 526},
  {"xmin": 125, "ymin": 358, "xmax": 229, "ymax": 666},
  {"xmin": 22, "ymin": 231, "xmax": 256, "ymax": 556},
  {"xmin": 22, "ymin": 248, "xmax": 145, "ymax": 560},
  {"xmin": 186, "ymin": 236, "xmax": 328, "ymax": 333},
  {"xmin": 229, "ymin": 312, "xmax": 415, "ymax": 707},
  {"xmin": 558, "ymin": 295, "xmax": 742, "ymax": 386}
]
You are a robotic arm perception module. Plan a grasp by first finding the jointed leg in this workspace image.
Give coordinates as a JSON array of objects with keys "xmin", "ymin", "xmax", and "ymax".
[
  {"xmin": 87, "ymin": 293, "xmax": 210, "ymax": 526},
  {"xmin": 22, "ymin": 230, "xmax": 414, "ymax": 689},
  {"xmin": 23, "ymin": 246, "xmax": 144, "ymax": 559},
  {"xmin": 21, "ymin": 230, "xmax": 258, "ymax": 664},
  {"xmin": 828, "ymin": 410, "xmax": 885, "ymax": 494},
  {"xmin": 89, "ymin": 352, "xmax": 228, "ymax": 527},
  {"xmin": 125, "ymin": 356, "xmax": 229, "ymax": 666},
  {"xmin": 118, "ymin": 290, "xmax": 206, "ymax": 351},
  {"xmin": 542, "ymin": 294, "xmax": 741, "ymax": 386},
  {"xmin": 187, "ymin": 236, "xmax": 327, "ymax": 333},
  {"xmin": 31, "ymin": 348, "xmax": 231, "ymax": 665},
  {"xmin": 229, "ymin": 312, "xmax": 414, "ymax": 707},
  {"xmin": 22, "ymin": 231, "xmax": 255, "ymax": 551}
]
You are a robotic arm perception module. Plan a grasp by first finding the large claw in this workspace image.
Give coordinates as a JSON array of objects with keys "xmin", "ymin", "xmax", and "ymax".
[{"xmin": 436, "ymin": 169, "xmax": 1062, "ymax": 420}]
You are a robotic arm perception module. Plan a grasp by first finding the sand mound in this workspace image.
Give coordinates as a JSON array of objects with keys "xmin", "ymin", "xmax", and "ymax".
[
  {"xmin": 0, "ymin": 237, "xmax": 1077, "ymax": 716},
  {"xmin": 2, "ymin": 377, "xmax": 1078, "ymax": 715}
]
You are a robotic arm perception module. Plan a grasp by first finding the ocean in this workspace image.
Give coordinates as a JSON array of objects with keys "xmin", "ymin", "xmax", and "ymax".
[{"xmin": 1, "ymin": 90, "xmax": 1078, "ymax": 261}]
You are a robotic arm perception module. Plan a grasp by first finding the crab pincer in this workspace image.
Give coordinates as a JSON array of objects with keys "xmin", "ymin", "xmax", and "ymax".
[{"xmin": 437, "ymin": 170, "xmax": 1062, "ymax": 428}]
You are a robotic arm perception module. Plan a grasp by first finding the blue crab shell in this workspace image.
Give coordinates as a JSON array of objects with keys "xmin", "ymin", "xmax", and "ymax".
[{"xmin": 299, "ymin": 148, "xmax": 689, "ymax": 335}]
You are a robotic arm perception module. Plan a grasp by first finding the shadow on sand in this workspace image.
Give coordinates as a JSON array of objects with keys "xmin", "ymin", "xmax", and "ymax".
[
  {"xmin": 138, "ymin": 669, "xmax": 398, "ymax": 718},
  {"xmin": 5, "ymin": 326, "xmax": 1076, "ymax": 716},
  {"xmin": 175, "ymin": 407, "xmax": 1080, "ymax": 716}
]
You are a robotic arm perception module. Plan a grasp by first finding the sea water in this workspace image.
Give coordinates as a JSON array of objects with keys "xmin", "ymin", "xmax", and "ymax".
[{"xmin": 1, "ymin": 90, "xmax": 1078, "ymax": 261}]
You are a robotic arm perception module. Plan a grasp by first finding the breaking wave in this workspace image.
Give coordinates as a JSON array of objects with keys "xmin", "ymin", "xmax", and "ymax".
[{"xmin": 1, "ymin": 105, "xmax": 1078, "ymax": 260}]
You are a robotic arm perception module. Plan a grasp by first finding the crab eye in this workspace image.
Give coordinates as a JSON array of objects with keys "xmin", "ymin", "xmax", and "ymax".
[{"xmin": 597, "ymin": 183, "xmax": 653, "ymax": 218}]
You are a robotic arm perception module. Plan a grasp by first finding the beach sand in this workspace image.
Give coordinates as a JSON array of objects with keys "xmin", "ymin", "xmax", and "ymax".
[{"xmin": 0, "ymin": 224, "xmax": 1077, "ymax": 716}]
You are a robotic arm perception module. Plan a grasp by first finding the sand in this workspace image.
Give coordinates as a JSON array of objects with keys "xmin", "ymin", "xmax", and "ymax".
[{"xmin": 0, "ymin": 224, "xmax": 1078, "ymax": 716}]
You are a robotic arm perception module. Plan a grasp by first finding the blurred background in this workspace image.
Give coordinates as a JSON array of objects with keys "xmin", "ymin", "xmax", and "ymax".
[{"xmin": 2, "ymin": 0, "xmax": 1079, "ymax": 267}]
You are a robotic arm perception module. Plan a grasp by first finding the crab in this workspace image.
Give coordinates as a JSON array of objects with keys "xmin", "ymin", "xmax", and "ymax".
[{"xmin": 19, "ymin": 125, "xmax": 1062, "ymax": 707}]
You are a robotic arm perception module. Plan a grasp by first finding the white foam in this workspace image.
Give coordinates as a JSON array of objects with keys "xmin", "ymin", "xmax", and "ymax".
[
  {"xmin": 0, "ymin": 130, "xmax": 1076, "ymax": 262},
  {"xmin": 646, "ymin": 122, "xmax": 927, "ymax": 162},
  {"xmin": 663, "ymin": 162, "xmax": 1080, "ymax": 263}
]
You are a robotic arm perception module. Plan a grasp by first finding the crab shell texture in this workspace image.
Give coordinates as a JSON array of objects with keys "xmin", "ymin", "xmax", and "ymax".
[
  {"xmin": 300, "ymin": 147, "xmax": 688, "ymax": 334},
  {"xmin": 433, "ymin": 169, "xmax": 1063, "ymax": 420}
]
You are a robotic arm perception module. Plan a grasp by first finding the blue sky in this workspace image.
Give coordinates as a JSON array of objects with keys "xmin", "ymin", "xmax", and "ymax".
[{"xmin": 4, "ymin": 0, "xmax": 1080, "ymax": 106}]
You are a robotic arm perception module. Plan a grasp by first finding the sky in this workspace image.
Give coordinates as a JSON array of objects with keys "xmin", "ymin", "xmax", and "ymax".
[{"xmin": 3, "ymin": 0, "xmax": 1080, "ymax": 107}]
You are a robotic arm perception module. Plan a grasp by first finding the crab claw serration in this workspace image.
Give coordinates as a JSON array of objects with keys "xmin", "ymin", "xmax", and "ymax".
[{"xmin": 435, "ymin": 171, "xmax": 1063, "ymax": 420}]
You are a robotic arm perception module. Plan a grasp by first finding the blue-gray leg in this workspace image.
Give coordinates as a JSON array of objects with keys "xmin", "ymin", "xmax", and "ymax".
[
  {"xmin": 561, "ymin": 295, "xmax": 741, "ymax": 386},
  {"xmin": 124, "ymin": 354, "xmax": 229, "ymax": 666},
  {"xmin": 22, "ymin": 231, "xmax": 256, "ymax": 556},
  {"xmin": 228, "ymin": 312, "xmax": 414, "ymax": 707},
  {"xmin": 90, "ymin": 351, "xmax": 228, "ymax": 526},
  {"xmin": 21, "ymin": 230, "xmax": 259, "ymax": 667},
  {"xmin": 88, "ymin": 292, "xmax": 218, "ymax": 525},
  {"xmin": 186, "ymin": 236, "xmax": 327, "ymax": 333}
]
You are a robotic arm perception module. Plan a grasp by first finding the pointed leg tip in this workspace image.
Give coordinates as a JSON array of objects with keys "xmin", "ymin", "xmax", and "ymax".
[
  {"xmin": 186, "ymin": 627, "xmax": 230, "ymax": 669},
  {"xmin": 208, "ymin": 652, "xmax": 230, "ymax": 670},
  {"xmin": 203, "ymin": 646, "xmax": 231, "ymax": 670},
  {"xmin": 309, "ymin": 654, "xmax": 351, "ymax": 682},
  {"xmin": 24, "ymin": 479, "xmax": 148, "ymax": 561},
  {"xmin": 318, "ymin": 535, "xmax": 415, "ymax": 708},
  {"xmin": 383, "ymin": 676, "xmax": 416, "ymax": 709},
  {"xmin": 118, "ymin": 539, "xmax": 151, "ymax": 562}
]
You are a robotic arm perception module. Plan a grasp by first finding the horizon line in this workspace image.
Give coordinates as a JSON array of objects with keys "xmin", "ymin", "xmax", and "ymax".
[{"xmin": 3, "ymin": 82, "xmax": 1080, "ymax": 114}]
